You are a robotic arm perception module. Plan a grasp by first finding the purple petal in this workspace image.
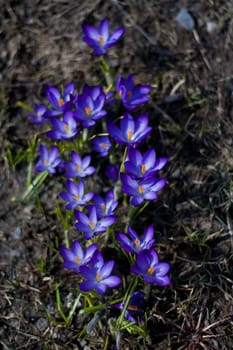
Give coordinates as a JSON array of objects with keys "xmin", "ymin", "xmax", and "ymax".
[
  {"xmin": 107, "ymin": 27, "xmax": 125, "ymax": 46},
  {"xmin": 95, "ymin": 283, "xmax": 108, "ymax": 295},
  {"xmin": 154, "ymin": 262, "xmax": 170, "ymax": 276},
  {"xmin": 59, "ymin": 246, "xmax": 75, "ymax": 262},
  {"xmin": 143, "ymin": 225, "xmax": 154, "ymax": 243},
  {"xmin": 100, "ymin": 261, "xmax": 114, "ymax": 279},
  {"xmin": 82, "ymin": 24, "xmax": 99, "ymax": 40},
  {"xmin": 72, "ymin": 241, "xmax": 83, "ymax": 260},
  {"xmin": 85, "ymin": 244, "xmax": 98, "ymax": 261},
  {"xmin": 80, "ymin": 280, "xmax": 96, "ymax": 292},
  {"xmin": 99, "ymin": 18, "xmax": 109, "ymax": 41},
  {"xmin": 101, "ymin": 275, "xmax": 121, "ymax": 288}
]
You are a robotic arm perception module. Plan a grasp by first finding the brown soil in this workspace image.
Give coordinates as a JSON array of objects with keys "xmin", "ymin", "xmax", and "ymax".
[{"xmin": 1, "ymin": 1, "xmax": 233, "ymax": 349}]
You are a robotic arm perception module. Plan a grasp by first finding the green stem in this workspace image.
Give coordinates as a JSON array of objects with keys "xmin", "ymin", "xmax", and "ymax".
[
  {"xmin": 67, "ymin": 293, "xmax": 82, "ymax": 322},
  {"xmin": 120, "ymin": 146, "xmax": 128, "ymax": 173},
  {"xmin": 100, "ymin": 56, "xmax": 115, "ymax": 88},
  {"xmin": 56, "ymin": 284, "xmax": 68, "ymax": 323},
  {"xmin": 129, "ymin": 201, "xmax": 149, "ymax": 224},
  {"xmin": 80, "ymin": 297, "xmax": 124, "ymax": 315},
  {"xmin": 117, "ymin": 277, "xmax": 138, "ymax": 327},
  {"xmin": 15, "ymin": 171, "xmax": 49, "ymax": 202}
]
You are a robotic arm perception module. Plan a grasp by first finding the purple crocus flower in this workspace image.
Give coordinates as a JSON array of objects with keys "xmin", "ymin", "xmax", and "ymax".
[
  {"xmin": 113, "ymin": 291, "xmax": 145, "ymax": 324},
  {"xmin": 74, "ymin": 205, "xmax": 116, "ymax": 239},
  {"xmin": 116, "ymin": 74, "xmax": 152, "ymax": 110},
  {"xmin": 45, "ymin": 82, "xmax": 76, "ymax": 118},
  {"xmin": 59, "ymin": 240, "xmax": 98, "ymax": 273},
  {"xmin": 35, "ymin": 144, "xmax": 61, "ymax": 174},
  {"xmin": 60, "ymin": 180, "xmax": 94, "ymax": 210},
  {"xmin": 117, "ymin": 225, "xmax": 155, "ymax": 254},
  {"xmin": 93, "ymin": 189, "xmax": 118, "ymax": 218},
  {"xmin": 28, "ymin": 103, "xmax": 47, "ymax": 124},
  {"xmin": 124, "ymin": 148, "xmax": 168, "ymax": 179},
  {"xmin": 80, "ymin": 251, "xmax": 121, "ymax": 295},
  {"xmin": 46, "ymin": 111, "xmax": 79, "ymax": 140},
  {"xmin": 131, "ymin": 249, "xmax": 170, "ymax": 286},
  {"xmin": 107, "ymin": 113, "xmax": 152, "ymax": 147},
  {"xmin": 63, "ymin": 151, "xmax": 95, "ymax": 178},
  {"xmin": 92, "ymin": 135, "xmax": 111, "ymax": 157},
  {"xmin": 82, "ymin": 18, "xmax": 125, "ymax": 56},
  {"xmin": 121, "ymin": 173, "xmax": 166, "ymax": 206},
  {"xmin": 74, "ymin": 85, "xmax": 106, "ymax": 128}
]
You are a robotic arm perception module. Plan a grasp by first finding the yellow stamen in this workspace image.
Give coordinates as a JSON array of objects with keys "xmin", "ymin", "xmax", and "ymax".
[
  {"xmin": 134, "ymin": 239, "xmax": 140, "ymax": 249},
  {"xmin": 141, "ymin": 164, "xmax": 146, "ymax": 174},
  {"xmin": 138, "ymin": 186, "xmax": 143, "ymax": 193},
  {"xmin": 43, "ymin": 159, "xmax": 48, "ymax": 166},
  {"xmin": 101, "ymin": 203, "xmax": 106, "ymax": 212},
  {"xmin": 73, "ymin": 193, "xmax": 79, "ymax": 201},
  {"xmin": 63, "ymin": 124, "xmax": 70, "ymax": 133},
  {"xmin": 127, "ymin": 129, "xmax": 133, "ymax": 141},
  {"xmin": 147, "ymin": 266, "xmax": 154, "ymax": 275},
  {"xmin": 75, "ymin": 256, "xmax": 81, "ymax": 264},
  {"xmin": 128, "ymin": 305, "xmax": 138, "ymax": 312},
  {"xmin": 98, "ymin": 35, "xmax": 104, "ymax": 46},
  {"xmin": 89, "ymin": 221, "xmax": 95, "ymax": 229},
  {"xmin": 100, "ymin": 143, "xmax": 108, "ymax": 150},
  {"xmin": 96, "ymin": 273, "xmax": 101, "ymax": 281},
  {"xmin": 85, "ymin": 107, "xmax": 92, "ymax": 115},
  {"xmin": 58, "ymin": 98, "xmax": 64, "ymax": 106},
  {"xmin": 76, "ymin": 164, "xmax": 81, "ymax": 171},
  {"xmin": 127, "ymin": 91, "xmax": 133, "ymax": 99}
]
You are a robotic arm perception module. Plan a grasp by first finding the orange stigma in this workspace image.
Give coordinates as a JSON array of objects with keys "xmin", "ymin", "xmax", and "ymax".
[
  {"xmin": 73, "ymin": 193, "xmax": 79, "ymax": 200},
  {"xmin": 141, "ymin": 164, "xmax": 146, "ymax": 174},
  {"xmin": 75, "ymin": 256, "xmax": 81, "ymax": 264},
  {"xmin": 138, "ymin": 186, "xmax": 143, "ymax": 193},
  {"xmin": 100, "ymin": 143, "xmax": 108, "ymax": 150},
  {"xmin": 134, "ymin": 239, "xmax": 140, "ymax": 249},
  {"xmin": 85, "ymin": 107, "xmax": 92, "ymax": 115},
  {"xmin": 127, "ymin": 129, "xmax": 133, "ymax": 141},
  {"xmin": 76, "ymin": 164, "xmax": 81, "ymax": 171},
  {"xmin": 58, "ymin": 98, "xmax": 64, "ymax": 106},
  {"xmin": 127, "ymin": 91, "xmax": 133, "ymax": 99},
  {"xmin": 101, "ymin": 203, "xmax": 106, "ymax": 212},
  {"xmin": 63, "ymin": 124, "xmax": 70, "ymax": 133},
  {"xmin": 96, "ymin": 273, "xmax": 101, "ymax": 281},
  {"xmin": 98, "ymin": 35, "xmax": 104, "ymax": 46},
  {"xmin": 128, "ymin": 305, "xmax": 138, "ymax": 312},
  {"xmin": 147, "ymin": 266, "xmax": 154, "ymax": 275},
  {"xmin": 88, "ymin": 221, "xmax": 95, "ymax": 229},
  {"xmin": 43, "ymin": 159, "xmax": 49, "ymax": 166}
]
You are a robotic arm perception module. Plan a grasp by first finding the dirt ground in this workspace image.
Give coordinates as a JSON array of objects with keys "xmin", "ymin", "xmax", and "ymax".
[{"xmin": 1, "ymin": 1, "xmax": 233, "ymax": 349}]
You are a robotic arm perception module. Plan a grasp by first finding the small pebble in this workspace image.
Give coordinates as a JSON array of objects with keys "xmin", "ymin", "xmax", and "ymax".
[
  {"xmin": 36, "ymin": 317, "xmax": 48, "ymax": 332},
  {"xmin": 10, "ymin": 249, "xmax": 20, "ymax": 257},
  {"xmin": 175, "ymin": 8, "xmax": 195, "ymax": 31},
  {"xmin": 14, "ymin": 227, "xmax": 22, "ymax": 239},
  {"xmin": 206, "ymin": 20, "xmax": 217, "ymax": 33},
  {"xmin": 9, "ymin": 319, "xmax": 20, "ymax": 329}
]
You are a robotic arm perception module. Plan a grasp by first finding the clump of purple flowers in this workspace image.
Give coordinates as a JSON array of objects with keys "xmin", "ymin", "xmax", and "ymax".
[
  {"xmin": 82, "ymin": 18, "xmax": 125, "ymax": 56},
  {"xmin": 27, "ymin": 16, "xmax": 171, "ymax": 341}
]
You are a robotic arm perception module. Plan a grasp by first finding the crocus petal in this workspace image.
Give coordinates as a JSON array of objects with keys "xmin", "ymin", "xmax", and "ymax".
[
  {"xmin": 59, "ymin": 247, "xmax": 75, "ymax": 262},
  {"xmin": 80, "ymin": 279, "xmax": 96, "ymax": 292},
  {"xmin": 72, "ymin": 241, "xmax": 83, "ymax": 260},
  {"xmin": 107, "ymin": 27, "xmax": 125, "ymax": 46},
  {"xmin": 82, "ymin": 24, "xmax": 99, "ymax": 40},
  {"xmin": 101, "ymin": 275, "xmax": 121, "ymax": 288},
  {"xmin": 99, "ymin": 18, "xmax": 109, "ymax": 41},
  {"xmin": 100, "ymin": 260, "xmax": 114, "ymax": 279}
]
